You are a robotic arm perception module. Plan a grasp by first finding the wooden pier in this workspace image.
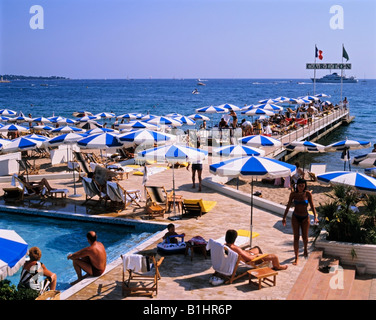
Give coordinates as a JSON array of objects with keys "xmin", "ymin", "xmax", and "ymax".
[{"xmin": 267, "ymin": 108, "xmax": 353, "ymax": 161}]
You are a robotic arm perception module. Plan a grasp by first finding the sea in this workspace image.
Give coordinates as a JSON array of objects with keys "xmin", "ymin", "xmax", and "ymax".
[{"xmin": 0, "ymin": 78, "xmax": 375, "ymax": 171}]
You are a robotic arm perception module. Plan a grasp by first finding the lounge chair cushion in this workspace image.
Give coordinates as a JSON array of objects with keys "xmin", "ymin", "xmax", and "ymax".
[{"xmin": 183, "ymin": 199, "xmax": 217, "ymax": 213}]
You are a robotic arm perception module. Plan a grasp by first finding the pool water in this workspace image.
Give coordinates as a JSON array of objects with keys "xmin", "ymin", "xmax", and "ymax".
[{"xmin": 0, "ymin": 211, "xmax": 162, "ymax": 291}]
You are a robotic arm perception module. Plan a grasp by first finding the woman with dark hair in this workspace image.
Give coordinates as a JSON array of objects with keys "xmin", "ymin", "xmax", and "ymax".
[{"xmin": 282, "ymin": 179, "xmax": 318, "ymax": 265}]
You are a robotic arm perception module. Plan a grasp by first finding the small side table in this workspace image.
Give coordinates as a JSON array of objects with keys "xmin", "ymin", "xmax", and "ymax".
[
  {"xmin": 248, "ymin": 267, "xmax": 278, "ymax": 290},
  {"xmin": 167, "ymin": 195, "xmax": 184, "ymax": 213},
  {"xmin": 185, "ymin": 242, "xmax": 207, "ymax": 261}
]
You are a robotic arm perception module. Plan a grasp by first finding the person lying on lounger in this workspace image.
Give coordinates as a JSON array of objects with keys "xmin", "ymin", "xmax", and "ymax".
[
  {"xmin": 224, "ymin": 229, "xmax": 288, "ymax": 270},
  {"xmin": 18, "ymin": 175, "xmax": 54, "ymax": 195}
]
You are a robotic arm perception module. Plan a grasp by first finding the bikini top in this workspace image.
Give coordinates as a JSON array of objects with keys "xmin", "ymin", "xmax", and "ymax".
[{"xmin": 294, "ymin": 199, "xmax": 309, "ymax": 205}]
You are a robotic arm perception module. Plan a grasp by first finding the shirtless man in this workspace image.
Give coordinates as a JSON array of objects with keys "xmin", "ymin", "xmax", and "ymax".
[
  {"xmin": 67, "ymin": 231, "xmax": 107, "ymax": 283},
  {"xmin": 224, "ymin": 229, "xmax": 287, "ymax": 270}
]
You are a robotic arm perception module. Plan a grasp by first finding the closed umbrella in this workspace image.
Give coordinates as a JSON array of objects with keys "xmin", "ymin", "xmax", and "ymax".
[
  {"xmin": 317, "ymin": 171, "xmax": 376, "ymax": 194},
  {"xmin": 325, "ymin": 139, "xmax": 371, "ymax": 171},
  {"xmin": 258, "ymin": 98, "xmax": 278, "ymax": 104},
  {"xmin": 0, "ymin": 229, "xmax": 28, "ymax": 280},
  {"xmin": 210, "ymin": 156, "xmax": 296, "ymax": 246},
  {"xmin": 138, "ymin": 144, "xmax": 208, "ymax": 219}
]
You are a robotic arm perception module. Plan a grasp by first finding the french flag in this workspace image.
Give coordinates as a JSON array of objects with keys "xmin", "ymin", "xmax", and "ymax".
[{"xmin": 315, "ymin": 46, "xmax": 323, "ymax": 60}]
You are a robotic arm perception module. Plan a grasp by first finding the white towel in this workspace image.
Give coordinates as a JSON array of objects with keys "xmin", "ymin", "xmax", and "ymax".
[
  {"xmin": 122, "ymin": 254, "xmax": 143, "ymax": 272},
  {"xmin": 206, "ymin": 239, "xmax": 238, "ymax": 276}
]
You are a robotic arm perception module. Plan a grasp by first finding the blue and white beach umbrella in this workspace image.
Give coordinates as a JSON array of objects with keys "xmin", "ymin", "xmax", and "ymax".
[
  {"xmin": 325, "ymin": 139, "xmax": 371, "ymax": 171},
  {"xmin": 138, "ymin": 144, "xmax": 208, "ymax": 164},
  {"xmin": 258, "ymin": 98, "xmax": 278, "ymax": 104},
  {"xmin": 1, "ymin": 137, "xmax": 42, "ymax": 153},
  {"xmin": 195, "ymin": 106, "xmax": 227, "ymax": 114},
  {"xmin": 253, "ymin": 103, "xmax": 283, "ymax": 111},
  {"xmin": 0, "ymin": 109, "xmax": 17, "ymax": 116},
  {"xmin": 217, "ymin": 103, "xmax": 240, "ymax": 111},
  {"xmin": 146, "ymin": 116, "xmax": 182, "ymax": 127},
  {"xmin": 77, "ymin": 132, "xmax": 123, "ymax": 149},
  {"xmin": 8, "ymin": 116, "xmax": 33, "ymax": 123},
  {"xmin": 139, "ymin": 144, "xmax": 208, "ymax": 218},
  {"xmin": 51, "ymin": 126, "xmax": 83, "ymax": 134},
  {"xmin": 77, "ymin": 115, "xmax": 100, "ymax": 123},
  {"xmin": 117, "ymin": 113, "xmax": 145, "ymax": 120},
  {"xmin": 187, "ymin": 114, "xmax": 210, "ymax": 121},
  {"xmin": 33, "ymin": 125, "xmax": 55, "ymax": 132},
  {"xmin": 0, "ymin": 124, "xmax": 29, "ymax": 133},
  {"xmin": 314, "ymin": 93, "xmax": 330, "ymax": 98},
  {"xmin": 48, "ymin": 116, "xmax": 76, "ymax": 125},
  {"xmin": 48, "ymin": 132, "xmax": 88, "ymax": 146},
  {"xmin": 94, "ymin": 112, "xmax": 116, "ymax": 119},
  {"xmin": 317, "ymin": 171, "xmax": 376, "ymax": 194},
  {"xmin": 119, "ymin": 120, "xmax": 160, "ymax": 131},
  {"xmin": 210, "ymin": 156, "xmax": 296, "ymax": 246},
  {"xmin": 32, "ymin": 117, "xmax": 52, "ymax": 124},
  {"xmin": 171, "ymin": 116, "xmax": 196, "ymax": 126},
  {"xmin": 86, "ymin": 127, "xmax": 116, "ymax": 135},
  {"xmin": 284, "ymin": 141, "xmax": 325, "ymax": 153},
  {"xmin": 118, "ymin": 129, "xmax": 175, "ymax": 146},
  {"xmin": 213, "ymin": 145, "xmax": 265, "ymax": 157},
  {"xmin": 239, "ymin": 135, "xmax": 282, "ymax": 148},
  {"xmin": 0, "ymin": 229, "xmax": 28, "ymax": 280},
  {"xmin": 244, "ymin": 108, "xmax": 275, "ymax": 117}
]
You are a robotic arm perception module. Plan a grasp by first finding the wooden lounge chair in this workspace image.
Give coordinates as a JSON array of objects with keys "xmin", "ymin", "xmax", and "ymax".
[
  {"xmin": 206, "ymin": 239, "xmax": 269, "ymax": 285},
  {"xmin": 308, "ymin": 163, "xmax": 327, "ymax": 181},
  {"xmin": 121, "ymin": 254, "xmax": 164, "ymax": 298},
  {"xmin": 17, "ymin": 159, "xmax": 40, "ymax": 177},
  {"xmin": 182, "ymin": 199, "xmax": 217, "ymax": 219},
  {"xmin": 3, "ymin": 174, "xmax": 44, "ymax": 201},
  {"xmin": 144, "ymin": 185, "xmax": 170, "ymax": 218},
  {"xmin": 73, "ymin": 151, "xmax": 92, "ymax": 177},
  {"xmin": 106, "ymin": 181, "xmax": 141, "ymax": 212}
]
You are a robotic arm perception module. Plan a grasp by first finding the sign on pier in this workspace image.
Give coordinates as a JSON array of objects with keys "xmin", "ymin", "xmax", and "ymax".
[{"xmin": 306, "ymin": 63, "xmax": 351, "ymax": 69}]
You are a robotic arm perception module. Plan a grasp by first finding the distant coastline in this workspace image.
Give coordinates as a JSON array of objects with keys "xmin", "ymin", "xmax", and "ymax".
[{"xmin": 0, "ymin": 74, "xmax": 69, "ymax": 80}]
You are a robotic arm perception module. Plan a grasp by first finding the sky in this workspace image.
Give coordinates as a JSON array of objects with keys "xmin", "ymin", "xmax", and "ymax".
[{"xmin": 0, "ymin": 0, "xmax": 375, "ymax": 79}]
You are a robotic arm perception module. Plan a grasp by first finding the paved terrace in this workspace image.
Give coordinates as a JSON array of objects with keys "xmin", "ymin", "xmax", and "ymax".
[{"xmin": 1, "ymin": 160, "xmax": 312, "ymax": 300}]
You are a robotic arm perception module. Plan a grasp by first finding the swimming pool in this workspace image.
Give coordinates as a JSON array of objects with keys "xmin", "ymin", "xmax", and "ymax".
[{"xmin": 0, "ymin": 207, "xmax": 166, "ymax": 291}]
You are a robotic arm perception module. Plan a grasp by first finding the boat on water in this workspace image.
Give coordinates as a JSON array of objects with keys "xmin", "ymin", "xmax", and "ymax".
[
  {"xmin": 192, "ymin": 88, "xmax": 199, "ymax": 94},
  {"xmin": 0, "ymin": 76, "xmax": 10, "ymax": 83},
  {"xmin": 312, "ymin": 72, "xmax": 358, "ymax": 83}
]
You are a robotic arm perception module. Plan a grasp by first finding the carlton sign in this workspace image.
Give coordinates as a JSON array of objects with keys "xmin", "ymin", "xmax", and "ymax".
[{"xmin": 306, "ymin": 63, "xmax": 351, "ymax": 69}]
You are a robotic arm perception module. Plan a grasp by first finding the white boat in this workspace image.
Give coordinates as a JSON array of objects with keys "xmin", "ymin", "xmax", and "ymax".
[{"xmin": 312, "ymin": 72, "xmax": 358, "ymax": 83}]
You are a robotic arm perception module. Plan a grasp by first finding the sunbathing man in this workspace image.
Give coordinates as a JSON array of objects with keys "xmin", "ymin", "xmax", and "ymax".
[
  {"xmin": 67, "ymin": 231, "xmax": 107, "ymax": 284},
  {"xmin": 224, "ymin": 229, "xmax": 287, "ymax": 270}
]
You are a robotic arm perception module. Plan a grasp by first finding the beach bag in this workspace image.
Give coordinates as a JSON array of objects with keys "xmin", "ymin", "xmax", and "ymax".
[{"xmin": 189, "ymin": 236, "xmax": 207, "ymax": 245}]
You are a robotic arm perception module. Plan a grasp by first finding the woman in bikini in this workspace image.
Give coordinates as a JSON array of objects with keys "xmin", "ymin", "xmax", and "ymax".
[{"xmin": 282, "ymin": 178, "xmax": 318, "ymax": 265}]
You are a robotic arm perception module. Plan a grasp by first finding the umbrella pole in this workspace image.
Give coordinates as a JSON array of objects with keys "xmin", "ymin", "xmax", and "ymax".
[
  {"xmin": 69, "ymin": 144, "xmax": 81, "ymax": 198},
  {"xmin": 168, "ymin": 164, "xmax": 180, "ymax": 221},
  {"xmin": 250, "ymin": 177, "xmax": 254, "ymax": 248}
]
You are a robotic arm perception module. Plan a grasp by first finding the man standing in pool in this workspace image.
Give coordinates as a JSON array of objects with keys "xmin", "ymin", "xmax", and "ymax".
[{"xmin": 67, "ymin": 231, "xmax": 107, "ymax": 284}]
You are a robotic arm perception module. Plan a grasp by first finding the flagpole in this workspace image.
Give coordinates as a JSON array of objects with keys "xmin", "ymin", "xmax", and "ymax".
[
  {"xmin": 313, "ymin": 44, "xmax": 317, "ymax": 95},
  {"xmin": 340, "ymin": 44, "xmax": 344, "ymax": 104}
]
